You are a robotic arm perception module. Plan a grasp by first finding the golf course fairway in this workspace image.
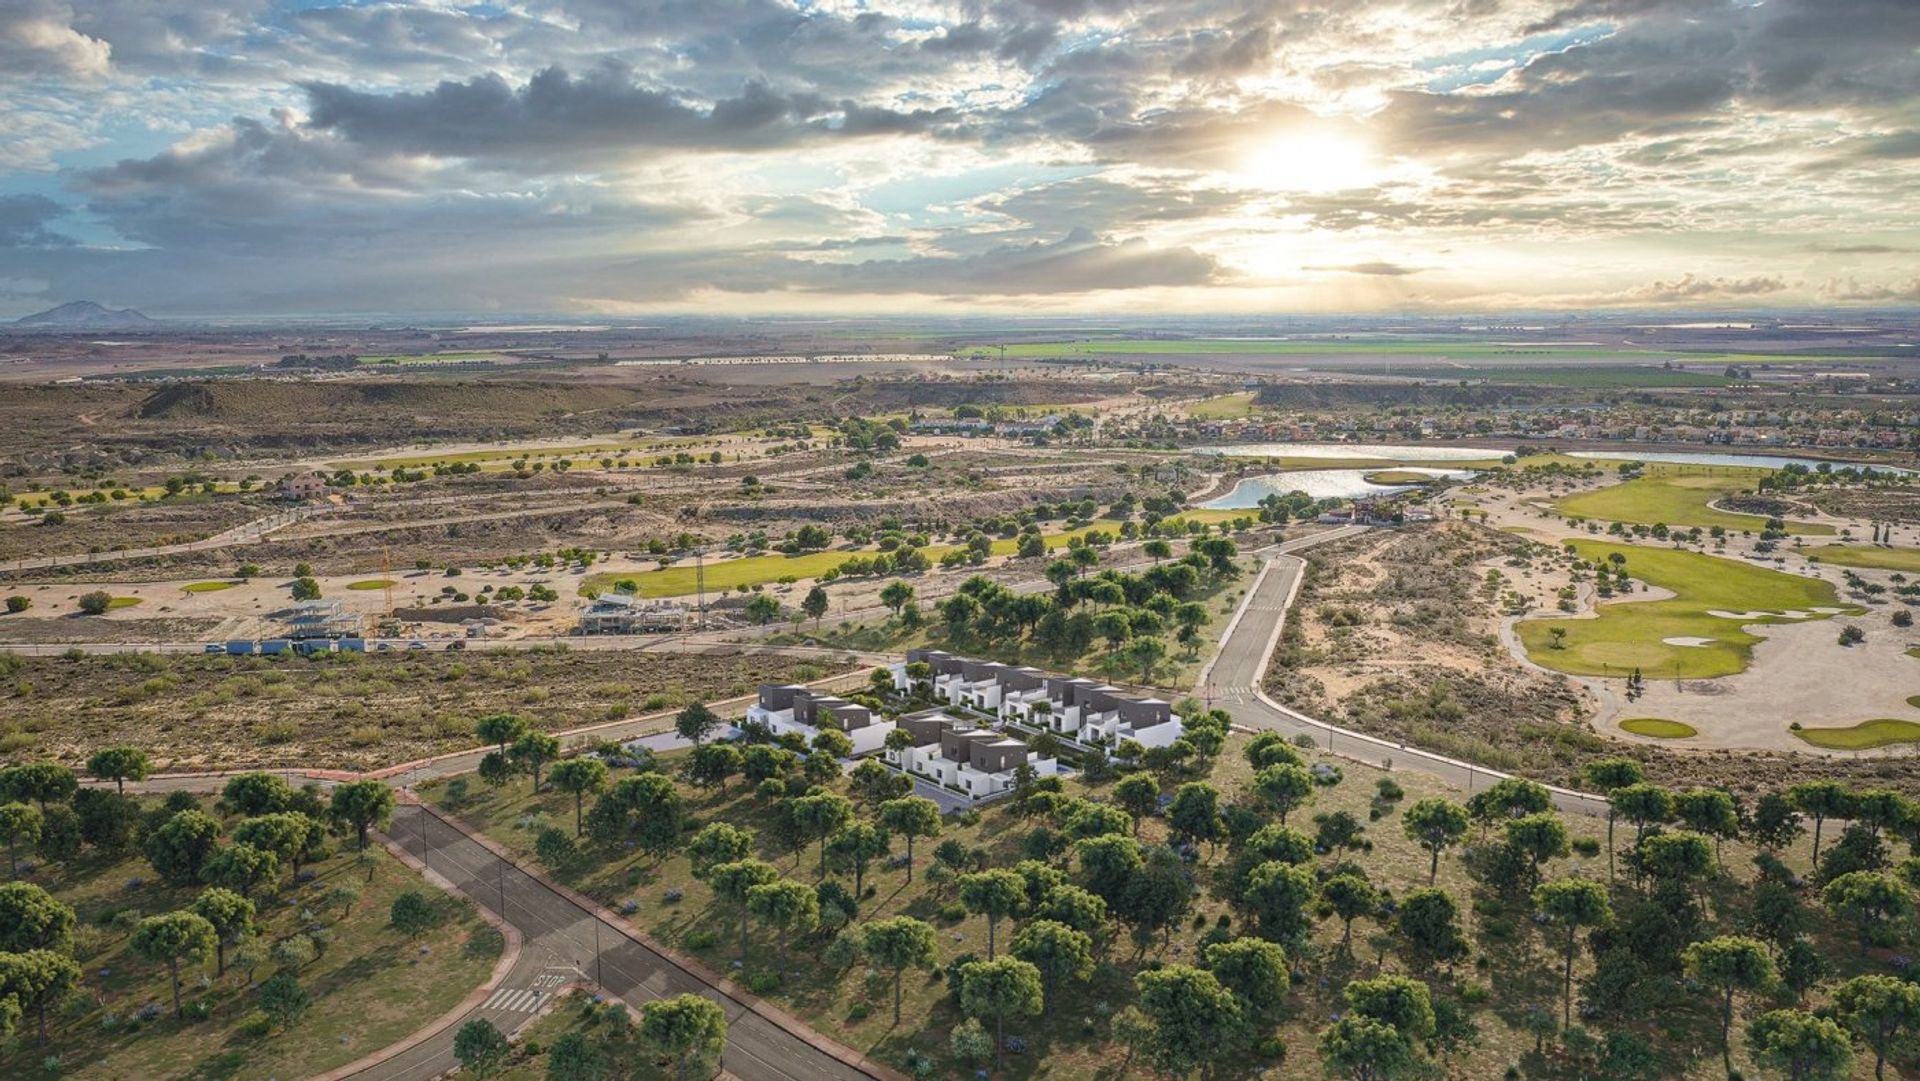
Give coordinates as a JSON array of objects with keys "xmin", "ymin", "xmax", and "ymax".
[
  {"xmin": 1516, "ymin": 540, "xmax": 1859, "ymax": 679},
  {"xmin": 1556, "ymin": 465, "xmax": 1833, "ymax": 534}
]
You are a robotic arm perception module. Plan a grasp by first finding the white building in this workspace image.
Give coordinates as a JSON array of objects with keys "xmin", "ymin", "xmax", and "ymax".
[
  {"xmin": 883, "ymin": 709, "xmax": 1058, "ymax": 799},
  {"xmin": 745, "ymin": 683, "xmax": 896, "ymax": 756},
  {"xmin": 892, "ymin": 649, "xmax": 1186, "ymax": 750}
]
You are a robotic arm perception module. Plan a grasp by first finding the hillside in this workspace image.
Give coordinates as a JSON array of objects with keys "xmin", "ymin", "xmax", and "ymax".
[{"xmin": 13, "ymin": 300, "xmax": 155, "ymax": 328}]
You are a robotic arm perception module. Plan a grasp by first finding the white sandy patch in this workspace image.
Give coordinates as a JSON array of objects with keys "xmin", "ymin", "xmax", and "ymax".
[
  {"xmin": 1662, "ymin": 636, "xmax": 1715, "ymax": 647},
  {"xmin": 1708, "ymin": 609, "xmax": 1810, "ymax": 619}
]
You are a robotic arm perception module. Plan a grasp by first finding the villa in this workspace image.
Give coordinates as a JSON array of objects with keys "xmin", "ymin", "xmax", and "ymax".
[
  {"xmin": 883, "ymin": 709, "xmax": 1058, "ymax": 799},
  {"xmin": 892, "ymin": 649, "xmax": 1186, "ymax": 750},
  {"xmin": 746, "ymin": 683, "xmax": 897, "ymax": 756}
]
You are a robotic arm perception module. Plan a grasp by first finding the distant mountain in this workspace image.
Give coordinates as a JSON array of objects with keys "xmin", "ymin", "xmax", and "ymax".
[{"xmin": 14, "ymin": 301, "xmax": 155, "ymax": 328}]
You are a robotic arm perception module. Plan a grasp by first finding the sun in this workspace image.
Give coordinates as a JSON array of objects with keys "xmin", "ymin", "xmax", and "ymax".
[{"xmin": 1237, "ymin": 129, "xmax": 1380, "ymax": 192}]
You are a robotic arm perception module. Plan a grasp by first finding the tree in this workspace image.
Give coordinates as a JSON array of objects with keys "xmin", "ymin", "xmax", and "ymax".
[
  {"xmin": 591, "ymin": 773, "xmax": 683, "ymax": 855},
  {"xmin": 812, "ymin": 728, "xmax": 854, "ymax": 759},
  {"xmin": 880, "ymin": 580, "xmax": 915, "ymax": 616},
  {"xmin": 477, "ymin": 751, "xmax": 515, "ymax": 790},
  {"xmin": 872, "ymin": 797, "xmax": 939, "ymax": 885},
  {"xmin": 0, "ymin": 882, "xmax": 74, "ymax": 953},
  {"xmin": 1243, "ymin": 859, "xmax": 1318, "ymax": 942},
  {"xmin": 1748, "ymin": 1009, "xmax": 1854, "ymax": 1081},
  {"xmin": 1166, "ymin": 782, "xmax": 1221, "ymax": 850},
  {"xmin": 862, "ymin": 915, "xmax": 937, "ymax": 1024},
  {"xmin": 1113, "ymin": 774, "xmax": 1159, "ymax": 833},
  {"xmin": 641, "ymin": 993, "xmax": 728, "ymax": 1081},
  {"xmin": 257, "ymin": 971, "xmax": 311, "ymax": 1031},
  {"xmin": 1583, "ymin": 757, "xmax": 1643, "ymax": 879},
  {"xmin": 1127, "ymin": 635, "xmax": 1168, "ymax": 683},
  {"xmin": 959, "ymin": 869, "xmax": 1029, "ymax": 958},
  {"xmin": 791, "ymin": 791, "xmax": 854, "ymax": 878},
  {"xmin": 685, "ymin": 743, "xmax": 744, "ymax": 796},
  {"xmin": 1823, "ymin": 871, "xmax": 1912, "ymax": 956},
  {"xmin": 709, "ymin": 859, "xmax": 779, "ymax": 964},
  {"xmin": 86, "ymin": 746, "xmax": 149, "ymax": 794},
  {"xmin": 511, "ymin": 731, "xmax": 563, "ymax": 791},
  {"xmin": 687, "ymin": 823, "xmax": 755, "ymax": 879},
  {"xmin": 453, "ymin": 1017, "xmax": 512, "ymax": 1078},
  {"xmin": 1393, "ymin": 887, "xmax": 1466, "ymax": 970},
  {"xmin": 1321, "ymin": 1015, "xmax": 1419, "ymax": 1081},
  {"xmin": 1684, "ymin": 935, "xmax": 1777, "ymax": 1073},
  {"xmin": 1534, "ymin": 878, "xmax": 1612, "ymax": 1026},
  {"xmin": 77, "ymin": 590, "xmax": 112, "ymax": 615},
  {"xmin": 1253, "ymin": 763, "xmax": 1314, "ymax": 825},
  {"xmin": 801, "ymin": 585, "xmax": 830, "ymax": 625},
  {"xmin": 1401, "ymin": 798, "xmax": 1470, "ymax": 885},
  {"xmin": 1203, "ymin": 937, "xmax": 1289, "ymax": 1015},
  {"xmin": 144, "ymin": 809, "xmax": 223, "ymax": 885},
  {"xmin": 546, "ymin": 1031, "xmax": 605, "ymax": 1081},
  {"xmin": 826, "ymin": 821, "xmax": 889, "ymax": 896},
  {"xmin": 1135, "ymin": 964, "xmax": 1245, "ymax": 1081},
  {"xmin": 1788, "ymin": 780, "xmax": 1854, "ymax": 871},
  {"xmin": 222, "ymin": 772, "xmax": 293, "ymax": 817},
  {"xmin": 1637, "ymin": 830, "xmax": 1714, "ymax": 892},
  {"xmin": 747, "ymin": 878, "xmax": 819, "ymax": 976},
  {"xmin": 745, "ymin": 593, "xmax": 781, "ymax": 624},
  {"xmin": 848, "ymin": 759, "xmax": 908, "ymax": 807},
  {"xmin": 959, "ymin": 957, "xmax": 1046, "ymax": 1073},
  {"xmin": 132, "ymin": 910, "xmax": 218, "ymax": 1018},
  {"xmin": 233, "ymin": 812, "xmax": 323, "ymax": 881},
  {"xmin": 204, "ymin": 843, "xmax": 278, "ymax": 899},
  {"xmin": 190, "ymin": 887, "xmax": 255, "ymax": 977},
  {"xmin": 1834, "ymin": 974, "xmax": 1920, "ymax": 1080},
  {"xmin": 1321, "ymin": 873, "xmax": 1381, "ymax": 954},
  {"xmin": 390, "ymin": 890, "xmax": 439, "ymax": 938},
  {"xmin": 1011, "ymin": 918, "xmax": 1093, "ymax": 1000},
  {"xmin": 0, "ymin": 949, "xmax": 78, "ymax": 1044},
  {"xmin": 1468, "ymin": 777, "xmax": 1552, "ymax": 825},
  {"xmin": 549, "ymin": 757, "xmax": 610, "ymax": 835},
  {"xmin": 1503, "ymin": 812, "xmax": 1570, "ymax": 888},
  {"xmin": 1345, "ymin": 975, "xmax": 1436, "ymax": 1042},
  {"xmin": 675, "ymin": 702, "xmax": 722, "ymax": 746},
  {"xmin": 0, "ymin": 802, "xmax": 41, "ymax": 877},
  {"xmin": 1674, "ymin": 787, "xmax": 1740, "ymax": 864},
  {"xmin": 475, "ymin": 713, "xmax": 529, "ymax": 756},
  {"xmin": 330, "ymin": 780, "xmax": 395, "ymax": 850}
]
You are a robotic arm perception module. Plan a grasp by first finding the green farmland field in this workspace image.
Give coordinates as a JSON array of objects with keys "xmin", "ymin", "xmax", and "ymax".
[
  {"xmin": 1516, "ymin": 540, "xmax": 1857, "ymax": 679},
  {"xmin": 1556, "ymin": 465, "xmax": 1833, "ymax": 534}
]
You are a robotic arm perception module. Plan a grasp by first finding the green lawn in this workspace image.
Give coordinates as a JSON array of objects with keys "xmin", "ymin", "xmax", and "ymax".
[
  {"xmin": 1186, "ymin": 392, "xmax": 1259, "ymax": 418},
  {"xmin": 22, "ymin": 810, "xmax": 500, "ymax": 1081},
  {"xmin": 1556, "ymin": 465, "xmax": 1833, "ymax": 534},
  {"xmin": 1619, "ymin": 717, "xmax": 1697, "ymax": 739},
  {"xmin": 1805, "ymin": 545, "xmax": 1920, "ymax": 572},
  {"xmin": 1516, "ymin": 540, "xmax": 1858, "ymax": 679},
  {"xmin": 107, "ymin": 596, "xmax": 142, "ymax": 610},
  {"xmin": 181, "ymin": 581, "xmax": 239, "ymax": 594},
  {"xmin": 1793, "ymin": 719, "xmax": 1920, "ymax": 750},
  {"xmin": 346, "ymin": 579, "xmax": 396, "ymax": 591},
  {"xmin": 1362, "ymin": 470, "xmax": 1441, "ymax": 485}
]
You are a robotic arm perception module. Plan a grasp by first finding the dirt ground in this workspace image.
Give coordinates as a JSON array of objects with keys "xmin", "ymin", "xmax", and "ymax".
[{"xmin": 0, "ymin": 647, "xmax": 854, "ymax": 771}]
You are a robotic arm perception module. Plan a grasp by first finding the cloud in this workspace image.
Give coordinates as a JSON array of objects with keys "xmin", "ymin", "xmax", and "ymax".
[
  {"xmin": 1820, "ymin": 278, "xmax": 1920, "ymax": 303},
  {"xmin": 1626, "ymin": 274, "xmax": 1790, "ymax": 303},
  {"xmin": 1305, "ymin": 261, "xmax": 1425, "ymax": 277},
  {"xmin": 0, "ymin": 2, "xmax": 111, "ymax": 80},
  {"xmin": 0, "ymin": 194, "xmax": 77, "ymax": 248}
]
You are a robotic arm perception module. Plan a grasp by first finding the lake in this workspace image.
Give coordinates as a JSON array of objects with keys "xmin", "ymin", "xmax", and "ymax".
[{"xmin": 1201, "ymin": 467, "xmax": 1475, "ymax": 508}]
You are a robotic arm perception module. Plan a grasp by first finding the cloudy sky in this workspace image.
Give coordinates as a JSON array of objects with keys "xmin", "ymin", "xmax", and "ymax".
[{"xmin": 2, "ymin": 0, "xmax": 1918, "ymax": 318}]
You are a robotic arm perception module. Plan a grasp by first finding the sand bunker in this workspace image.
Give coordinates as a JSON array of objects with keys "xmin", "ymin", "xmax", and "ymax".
[
  {"xmin": 1662, "ymin": 636, "xmax": 1716, "ymax": 647},
  {"xmin": 1709, "ymin": 609, "xmax": 1810, "ymax": 619}
]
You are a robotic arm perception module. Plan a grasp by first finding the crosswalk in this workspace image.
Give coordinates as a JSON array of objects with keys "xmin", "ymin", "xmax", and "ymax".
[{"xmin": 482, "ymin": 973, "xmax": 569, "ymax": 1015}]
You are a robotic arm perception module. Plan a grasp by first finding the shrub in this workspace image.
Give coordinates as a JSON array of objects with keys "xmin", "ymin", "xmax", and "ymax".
[
  {"xmin": 4, "ymin": 596, "xmax": 28, "ymax": 613},
  {"xmin": 746, "ymin": 970, "xmax": 781, "ymax": 994},
  {"xmin": 77, "ymin": 592, "xmax": 112, "ymax": 615}
]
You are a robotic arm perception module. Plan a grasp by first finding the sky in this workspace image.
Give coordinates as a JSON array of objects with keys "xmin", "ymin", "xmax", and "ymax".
[{"xmin": 1, "ymin": 0, "xmax": 1918, "ymax": 318}]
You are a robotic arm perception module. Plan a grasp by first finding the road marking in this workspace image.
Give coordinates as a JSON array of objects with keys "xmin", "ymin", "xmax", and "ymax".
[{"xmin": 481, "ymin": 987, "xmax": 550, "ymax": 1013}]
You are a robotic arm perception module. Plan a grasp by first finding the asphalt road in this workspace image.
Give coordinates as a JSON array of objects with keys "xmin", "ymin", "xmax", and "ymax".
[
  {"xmin": 353, "ymin": 804, "xmax": 874, "ymax": 1081},
  {"xmin": 1205, "ymin": 528, "xmax": 1613, "ymax": 818}
]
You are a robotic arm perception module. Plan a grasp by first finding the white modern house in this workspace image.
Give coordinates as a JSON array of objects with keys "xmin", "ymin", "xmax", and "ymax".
[
  {"xmin": 745, "ymin": 683, "xmax": 896, "ymax": 756},
  {"xmin": 892, "ymin": 649, "xmax": 1186, "ymax": 750},
  {"xmin": 883, "ymin": 709, "xmax": 1058, "ymax": 799}
]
